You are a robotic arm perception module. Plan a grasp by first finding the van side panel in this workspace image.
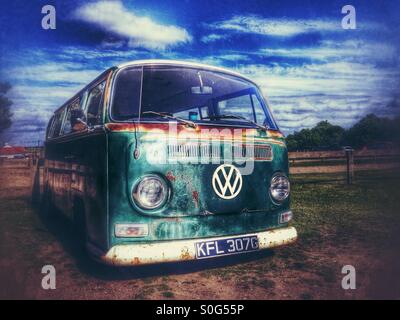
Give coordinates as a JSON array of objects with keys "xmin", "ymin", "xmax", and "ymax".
[
  {"xmin": 45, "ymin": 130, "xmax": 109, "ymax": 252},
  {"xmin": 74, "ymin": 131, "xmax": 108, "ymax": 251}
]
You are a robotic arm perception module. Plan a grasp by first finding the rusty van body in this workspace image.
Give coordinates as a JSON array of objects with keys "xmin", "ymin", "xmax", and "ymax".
[{"xmin": 43, "ymin": 60, "xmax": 297, "ymax": 266}]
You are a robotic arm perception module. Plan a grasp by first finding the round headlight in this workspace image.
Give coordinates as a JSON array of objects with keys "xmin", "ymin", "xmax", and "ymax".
[
  {"xmin": 270, "ymin": 174, "xmax": 290, "ymax": 203},
  {"xmin": 133, "ymin": 175, "xmax": 168, "ymax": 210}
]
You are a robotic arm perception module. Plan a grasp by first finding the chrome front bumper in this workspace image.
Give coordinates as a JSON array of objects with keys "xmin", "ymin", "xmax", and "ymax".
[{"xmin": 98, "ymin": 226, "xmax": 297, "ymax": 266}]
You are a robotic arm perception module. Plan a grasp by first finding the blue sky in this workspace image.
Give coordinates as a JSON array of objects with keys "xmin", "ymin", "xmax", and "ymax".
[{"xmin": 0, "ymin": 0, "xmax": 399, "ymax": 145}]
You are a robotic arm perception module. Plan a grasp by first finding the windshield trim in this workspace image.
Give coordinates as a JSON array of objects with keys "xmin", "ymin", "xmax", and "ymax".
[{"xmin": 108, "ymin": 64, "xmax": 279, "ymax": 130}]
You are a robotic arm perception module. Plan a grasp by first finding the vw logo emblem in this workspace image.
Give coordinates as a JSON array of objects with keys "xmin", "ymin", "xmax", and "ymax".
[{"xmin": 212, "ymin": 164, "xmax": 243, "ymax": 199}]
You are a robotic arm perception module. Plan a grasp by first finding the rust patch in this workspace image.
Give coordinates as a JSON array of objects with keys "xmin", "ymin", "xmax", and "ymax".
[
  {"xmin": 166, "ymin": 171, "xmax": 176, "ymax": 182},
  {"xmin": 132, "ymin": 257, "xmax": 141, "ymax": 265},
  {"xmin": 157, "ymin": 217, "xmax": 183, "ymax": 222},
  {"xmin": 180, "ymin": 249, "xmax": 192, "ymax": 260},
  {"xmin": 111, "ymin": 253, "xmax": 118, "ymax": 265},
  {"xmin": 192, "ymin": 190, "xmax": 199, "ymax": 207}
]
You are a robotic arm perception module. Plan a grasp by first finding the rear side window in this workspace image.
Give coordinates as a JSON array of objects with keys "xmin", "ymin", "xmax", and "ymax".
[
  {"xmin": 86, "ymin": 81, "xmax": 106, "ymax": 126},
  {"xmin": 62, "ymin": 98, "xmax": 81, "ymax": 135},
  {"xmin": 111, "ymin": 67, "xmax": 142, "ymax": 120},
  {"xmin": 46, "ymin": 116, "xmax": 55, "ymax": 139},
  {"xmin": 48, "ymin": 109, "xmax": 66, "ymax": 139}
]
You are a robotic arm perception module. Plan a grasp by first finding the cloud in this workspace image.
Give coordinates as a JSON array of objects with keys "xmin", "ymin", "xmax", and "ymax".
[
  {"xmin": 237, "ymin": 61, "xmax": 399, "ymax": 96},
  {"xmin": 73, "ymin": 1, "xmax": 192, "ymax": 50},
  {"xmin": 9, "ymin": 62, "xmax": 100, "ymax": 84},
  {"xmin": 206, "ymin": 15, "xmax": 340, "ymax": 37},
  {"xmin": 259, "ymin": 40, "xmax": 398, "ymax": 63},
  {"xmin": 205, "ymin": 15, "xmax": 384, "ymax": 38},
  {"xmin": 200, "ymin": 34, "xmax": 227, "ymax": 43}
]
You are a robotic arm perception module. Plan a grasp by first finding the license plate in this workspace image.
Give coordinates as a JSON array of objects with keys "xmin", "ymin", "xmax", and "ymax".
[{"xmin": 195, "ymin": 235, "xmax": 259, "ymax": 259}]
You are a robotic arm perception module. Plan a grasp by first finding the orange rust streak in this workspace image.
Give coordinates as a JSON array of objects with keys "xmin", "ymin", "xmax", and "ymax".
[
  {"xmin": 192, "ymin": 190, "xmax": 199, "ymax": 207},
  {"xmin": 105, "ymin": 123, "xmax": 283, "ymax": 138}
]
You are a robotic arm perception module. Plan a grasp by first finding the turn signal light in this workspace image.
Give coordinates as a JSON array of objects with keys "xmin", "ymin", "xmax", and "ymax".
[
  {"xmin": 115, "ymin": 224, "xmax": 149, "ymax": 237},
  {"xmin": 279, "ymin": 211, "xmax": 293, "ymax": 224}
]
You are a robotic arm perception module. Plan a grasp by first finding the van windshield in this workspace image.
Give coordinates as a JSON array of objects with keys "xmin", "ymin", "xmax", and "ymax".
[{"xmin": 111, "ymin": 65, "xmax": 277, "ymax": 129}]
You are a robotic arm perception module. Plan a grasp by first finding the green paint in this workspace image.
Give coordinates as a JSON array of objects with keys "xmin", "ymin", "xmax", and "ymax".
[{"xmin": 107, "ymin": 129, "xmax": 290, "ymax": 246}]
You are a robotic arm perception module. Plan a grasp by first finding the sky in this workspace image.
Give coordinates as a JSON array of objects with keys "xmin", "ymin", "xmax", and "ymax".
[{"xmin": 0, "ymin": 0, "xmax": 399, "ymax": 145}]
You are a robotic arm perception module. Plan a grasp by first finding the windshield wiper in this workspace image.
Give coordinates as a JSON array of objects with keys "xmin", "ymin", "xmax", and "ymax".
[
  {"xmin": 142, "ymin": 111, "xmax": 197, "ymax": 129},
  {"xmin": 203, "ymin": 114, "xmax": 268, "ymax": 131}
]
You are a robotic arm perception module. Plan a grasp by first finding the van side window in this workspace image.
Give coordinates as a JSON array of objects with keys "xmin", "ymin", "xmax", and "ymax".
[
  {"xmin": 49, "ymin": 109, "xmax": 66, "ymax": 138},
  {"xmin": 62, "ymin": 98, "xmax": 82, "ymax": 135},
  {"xmin": 86, "ymin": 81, "xmax": 106, "ymax": 126},
  {"xmin": 251, "ymin": 94, "xmax": 267, "ymax": 126},
  {"xmin": 46, "ymin": 116, "xmax": 55, "ymax": 139},
  {"xmin": 251, "ymin": 94, "xmax": 276, "ymax": 129}
]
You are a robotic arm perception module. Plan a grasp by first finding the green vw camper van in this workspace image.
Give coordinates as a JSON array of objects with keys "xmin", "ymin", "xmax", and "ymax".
[{"xmin": 43, "ymin": 60, "xmax": 297, "ymax": 266}]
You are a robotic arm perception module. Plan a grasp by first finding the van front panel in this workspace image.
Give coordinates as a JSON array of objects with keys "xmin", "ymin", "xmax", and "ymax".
[{"xmin": 106, "ymin": 123, "xmax": 290, "ymax": 246}]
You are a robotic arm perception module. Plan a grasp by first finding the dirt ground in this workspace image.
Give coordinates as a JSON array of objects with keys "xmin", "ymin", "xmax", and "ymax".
[{"xmin": 0, "ymin": 165, "xmax": 399, "ymax": 300}]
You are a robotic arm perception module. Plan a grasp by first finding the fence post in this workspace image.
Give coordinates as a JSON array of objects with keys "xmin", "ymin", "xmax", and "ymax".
[{"xmin": 345, "ymin": 148, "xmax": 354, "ymax": 184}]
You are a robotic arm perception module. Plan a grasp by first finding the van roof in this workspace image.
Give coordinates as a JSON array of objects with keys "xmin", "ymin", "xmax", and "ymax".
[
  {"xmin": 52, "ymin": 60, "xmax": 258, "ymax": 115},
  {"xmin": 116, "ymin": 59, "xmax": 256, "ymax": 85}
]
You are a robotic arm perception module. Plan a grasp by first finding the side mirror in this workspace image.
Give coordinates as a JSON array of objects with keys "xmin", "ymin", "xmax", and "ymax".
[{"xmin": 262, "ymin": 119, "xmax": 270, "ymax": 130}]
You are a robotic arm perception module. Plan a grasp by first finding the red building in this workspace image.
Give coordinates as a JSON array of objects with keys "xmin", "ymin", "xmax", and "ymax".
[{"xmin": 0, "ymin": 144, "xmax": 27, "ymax": 159}]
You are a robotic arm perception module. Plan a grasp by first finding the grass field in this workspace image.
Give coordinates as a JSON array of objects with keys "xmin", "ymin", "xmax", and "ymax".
[{"xmin": 0, "ymin": 165, "xmax": 399, "ymax": 299}]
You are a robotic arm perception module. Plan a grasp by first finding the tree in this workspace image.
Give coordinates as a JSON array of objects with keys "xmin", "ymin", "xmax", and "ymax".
[
  {"xmin": 286, "ymin": 114, "xmax": 400, "ymax": 151},
  {"xmin": 0, "ymin": 82, "xmax": 13, "ymax": 135},
  {"xmin": 344, "ymin": 114, "xmax": 391, "ymax": 148},
  {"xmin": 286, "ymin": 121, "xmax": 345, "ymax": 151},
  {"xmin": 313, "ymin": 121, "xmax": 345, "ymax": 149}
]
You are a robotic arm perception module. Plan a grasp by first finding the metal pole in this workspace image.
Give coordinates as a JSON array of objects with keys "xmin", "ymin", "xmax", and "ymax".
[{"xmin": 345, "ymin": 148, "xmax": 354, "ymax": 184}]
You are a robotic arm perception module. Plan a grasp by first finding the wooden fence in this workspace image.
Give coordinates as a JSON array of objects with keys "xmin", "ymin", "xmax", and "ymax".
[{"xmin": 288, "ymin": 148, "xmax": 400, "ymax": 183}]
